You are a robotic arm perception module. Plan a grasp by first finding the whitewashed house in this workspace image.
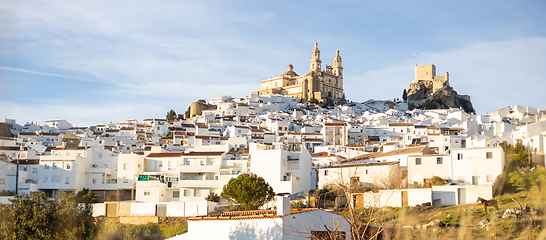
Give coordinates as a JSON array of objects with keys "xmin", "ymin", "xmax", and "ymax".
[
  {"xmin": 249, "ymin": 143, "xmax": 312, "ymax": 196},
  {"xmin": 178, "ymin": 196, "xmax": 352, "ymax": 240}
]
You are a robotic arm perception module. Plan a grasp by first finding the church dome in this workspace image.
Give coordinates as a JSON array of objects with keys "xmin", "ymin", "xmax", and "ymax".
[{"xmin": 282, "ymin": 64, "xmax": 298, "ymax": 77}]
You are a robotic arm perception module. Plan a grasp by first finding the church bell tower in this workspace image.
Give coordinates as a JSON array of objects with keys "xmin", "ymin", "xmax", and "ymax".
[
  {"xmin": 310, "ymin": 42, "xmax": 322, "ymax": 72},
  {"xmin": 332, "ymin": 49, "xmax": 343, "ymax": 77}
]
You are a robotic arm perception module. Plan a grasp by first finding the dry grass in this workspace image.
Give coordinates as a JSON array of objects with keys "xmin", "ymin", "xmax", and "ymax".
[{"xmin": 354, "ymin": 181, "xmax": 546, "ymax": 239}]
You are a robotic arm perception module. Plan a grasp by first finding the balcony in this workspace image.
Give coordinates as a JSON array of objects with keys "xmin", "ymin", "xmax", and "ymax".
[
  {"xmin": 85, "ymin": 167, "xmax": 113, "ymax": 176},
  {"xmin": 178, "ymin": 165, "xmax": 220, "ymax": 173},
  {"xmin": 178, "ymin": 179, "xmax": 219, "ymax": 188}
]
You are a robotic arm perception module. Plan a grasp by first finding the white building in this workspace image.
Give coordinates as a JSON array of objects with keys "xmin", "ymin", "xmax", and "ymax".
[
  {"xmin": 407, "ymin": 147, "xmax": 505, "ymax": 186},
  {"xmin": 249, "ymin": 143, "xmax": 312, "ymax": 196},
  {"xmin": 179, "ymin": 196, "xmax": 352, "ymax": 240}
]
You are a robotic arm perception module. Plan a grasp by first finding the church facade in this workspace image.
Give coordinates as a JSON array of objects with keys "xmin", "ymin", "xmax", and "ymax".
[{"xmin": 254, "ymin": 42, "xmax": 345, "ymax": 102}]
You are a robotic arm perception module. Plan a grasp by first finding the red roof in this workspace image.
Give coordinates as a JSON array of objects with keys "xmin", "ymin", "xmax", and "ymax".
[
  {"xmin": 182, "ymin": 151, "xmax": 225, "ymax": 156},
  {"xmin": 146, "ymin": 151, "xmax": 225, "ymax": 158},
  {"xmin": 188, "ymin": 208, "xmax": 316, "ymax": 221},
  {"xmin": 19, "ymin": 132, "xmax": 36, "ymax": 135},
  {"xmin": 324, "ymin": 123, "xmax": 346, "ymax": 126}
]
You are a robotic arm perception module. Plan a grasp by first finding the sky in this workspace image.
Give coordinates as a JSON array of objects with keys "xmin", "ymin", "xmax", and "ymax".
[{"xmin": 1, "ymin": 1, "xmax": 545, "ymax": 127}]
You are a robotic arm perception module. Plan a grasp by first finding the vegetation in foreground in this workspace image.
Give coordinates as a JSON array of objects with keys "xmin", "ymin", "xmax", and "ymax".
[{"xmin": 315, "ymin": 142, "xmax": 546, "ymax": 240}]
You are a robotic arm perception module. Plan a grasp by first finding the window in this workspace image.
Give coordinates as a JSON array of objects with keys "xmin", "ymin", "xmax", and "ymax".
[
  {"xmin": 183, "ymin": 159, "xmax": 190, "ymax": 165},
  {"xmin": 98, "ymin": 153, "xmax": 103, "ymax": 158},
  {"xmin": 52, "ymin": 163, "xmax": 58, "ymax": 169},
  {"xmin": 365, "ymin": 169, "xmax": 369, "ymax": 174},
  {"xmin": 183, "ymin": 189, "xmax": 190, "ymax": 196},
  {"xmin": 65, "ymin": 177, "xmax": 70, "ymax": 184},
  {"xmin": 157, "ymin": 127, "xmax": 160, "ymax": 130},
  {"xmin": 123, "ymin": 163, "xmax": 128, "ymax": 170},
  {"xmin": 92, "ymin": 179, "xmax": 96, "ymax": 184},
  {"xmin": 52, "ymin": 175, "xmax": 60, "ymax": 183},
  {"xmin": 123, "ymin": 177, "xmax": 128, "ymax": 183},
  {"xmin": 437, "ymin": 157, "xmax": 443, "ymax": 164},
  {"xmin": 44, "ymin": 177, "xmax": 48, "ymax": 183},
  {"xmin": 32, "ymin": 168, "xmax": 37, "ymax": 173},
  {"xmin": 415, "ymin": 158, "xmax": 421, "ymax": 165},
  {"xmin": 45, "ymin": 164, "xmax": 50, "ymax": 170},
  {"xmin": 144, "ymin": 191, "xmax": 151, "ymax": 196},
  {"xmin": 159, "ymin": 162, "xmax": 163, "ymax": 167},
  {"xmin": 173, "ymin": 191, "xmax": 180, "ymax": 198},
  {"xmin": 324, "ymin": 170, "xmax": 328, "ymax": 176},
  {"xmin": 486, "ymin": 152, "xmax": 493, "ymax": 159},
  {"xmin": 194, "ymin": 190, "xmax": 200, "ymax": 197},
  {"xmin": 66, "ymin": 164, "xmax": 71, "ymax": 170},
  {"xmin": 457, "ymin": 153, "xmax": 463, "ymax": 160}
]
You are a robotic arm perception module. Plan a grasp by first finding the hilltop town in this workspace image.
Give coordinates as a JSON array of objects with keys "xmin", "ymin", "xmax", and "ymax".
[{"xmin": 1, "ymin": 43, "xmax": 545, "ymax": 239}]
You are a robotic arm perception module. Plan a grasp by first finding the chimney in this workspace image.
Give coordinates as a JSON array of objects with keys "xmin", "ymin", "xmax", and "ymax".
[{"xmin": 276, "ymin": 194, "xmax": 290, "ymax": 216}]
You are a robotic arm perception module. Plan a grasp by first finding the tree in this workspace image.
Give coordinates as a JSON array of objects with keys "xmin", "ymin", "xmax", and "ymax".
[
  {"xmin": 431, "ymin": 176, "xmax": 447, "ymax": 186},
  {"xmin": 184, "ymin": 106, "xmax": 191, "ymax": 119},
  {"xmin": 0, "ymin": 192, "xmax": 98, "ymax": 240},
  {"xmin": 205, "ymin": 193, "xmax": 220, "ymax": 203},
  {"xmin": 221, "ymin": 173, "xmax": 274, "ymax": 210},
  {"xmin": 166, "ymin": 109, "xmax": 177, "ymax": 121},
  {"xmin": 402, "ymin": 89, "xmax": 407, "ymax": 102}
]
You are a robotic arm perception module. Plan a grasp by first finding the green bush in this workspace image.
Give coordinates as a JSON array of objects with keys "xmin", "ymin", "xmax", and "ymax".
[{"xmin": 205, "ymin": 193, "xmax": 220, "ymax": 202}]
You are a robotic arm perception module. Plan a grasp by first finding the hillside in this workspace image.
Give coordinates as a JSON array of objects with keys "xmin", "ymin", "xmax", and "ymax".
[
  {"xmin": 360, "ymin": 167, "xmax": 546, "ymax": 239},
  {"xmin": 407, "ymin": 83, "xmax": 475, "ymax": 114}
]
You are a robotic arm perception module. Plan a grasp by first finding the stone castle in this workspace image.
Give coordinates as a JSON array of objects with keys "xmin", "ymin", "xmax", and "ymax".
[
  {"xmin": 407, "ymin": 64, "xmax": 475, "ymax": 113},
  {"xmin": 254, "ymin": 42, "xmax": 344, "ymax": 102},
  {"xmin": 412, "ymin": 64, "xmax": 450, "ymax": 95}
]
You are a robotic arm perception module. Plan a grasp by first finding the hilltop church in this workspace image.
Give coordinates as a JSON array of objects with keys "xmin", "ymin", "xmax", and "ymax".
[{"xmin": 254, "ymin": 42, "xmax": 345, "ymax": 102}]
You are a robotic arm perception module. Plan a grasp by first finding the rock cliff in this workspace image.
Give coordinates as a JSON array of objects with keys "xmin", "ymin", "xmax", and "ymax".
[{"xmin": 407, "ymin": 80, "xmax": 475, "ymax": 114}]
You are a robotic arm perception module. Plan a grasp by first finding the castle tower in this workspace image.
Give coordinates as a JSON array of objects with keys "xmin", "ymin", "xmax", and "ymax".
[
  {"xmin": 414, "ymin": 64, "xmax": 436, "ymax": 82},
  {"xmin": 310, "ymin": 42, "xmax": 322, "ymax": 72},
  {"xmin": 332, "ymin": 49, "xmax": 343, "ymax": 77}
]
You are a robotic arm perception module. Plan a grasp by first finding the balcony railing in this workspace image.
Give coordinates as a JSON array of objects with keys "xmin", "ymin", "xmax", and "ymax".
[
  {"xmin": 178, "ymin": 179, "xmax": 219, "ymax": 188},
  {"xmin": 178, "ymin": 165, "xmax": 220, "ymax": 173}
]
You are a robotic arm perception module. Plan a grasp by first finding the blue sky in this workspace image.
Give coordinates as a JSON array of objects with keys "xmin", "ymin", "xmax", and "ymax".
[{"xmin": 1, "ymin": 1, "xmax": 545, "ymax": 126}]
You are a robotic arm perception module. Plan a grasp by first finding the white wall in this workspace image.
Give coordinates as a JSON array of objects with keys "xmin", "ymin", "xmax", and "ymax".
[
  {"xmin": 407, "ymin": 154, "xmax": 451, "ymax": 186},
  {"xmin": 166, "ymin": 201, "xmax": 216, "ymax": 217},
  {"xmin": 451, "ymin": 147, "xmax": 505, "ymax": 185},
  {"xmin": 182, "ymin": 209, "xmax": 351, "ymax": 240},
  {"xmin": 130, "ymin": 202, "xmax": 157, "ymax": 216},
  {"xmin": 356, "ymin": 188, "xmax": 432, "ymax": 208},
  {"xmin": 184, "ymin": 217, "xmax": 284, "ymax": 240},
  {"xmin": 92, "ymin": 203, "xmax": 106, "ymax": 217},
  {"xmin": 432, "ymin": 184, "xmax": 493, "ymax": 206}
]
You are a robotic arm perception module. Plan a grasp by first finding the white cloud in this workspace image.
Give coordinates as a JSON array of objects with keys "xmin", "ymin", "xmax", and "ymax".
[{"xmin": 347, "ymin": 37, "xmax": 546, "ymax": 112}]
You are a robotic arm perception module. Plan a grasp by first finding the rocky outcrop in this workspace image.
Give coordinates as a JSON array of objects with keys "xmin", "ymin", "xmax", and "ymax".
[{"xmin": 407, "ymin": 80, "xmax": 475, "ymax": 114}]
